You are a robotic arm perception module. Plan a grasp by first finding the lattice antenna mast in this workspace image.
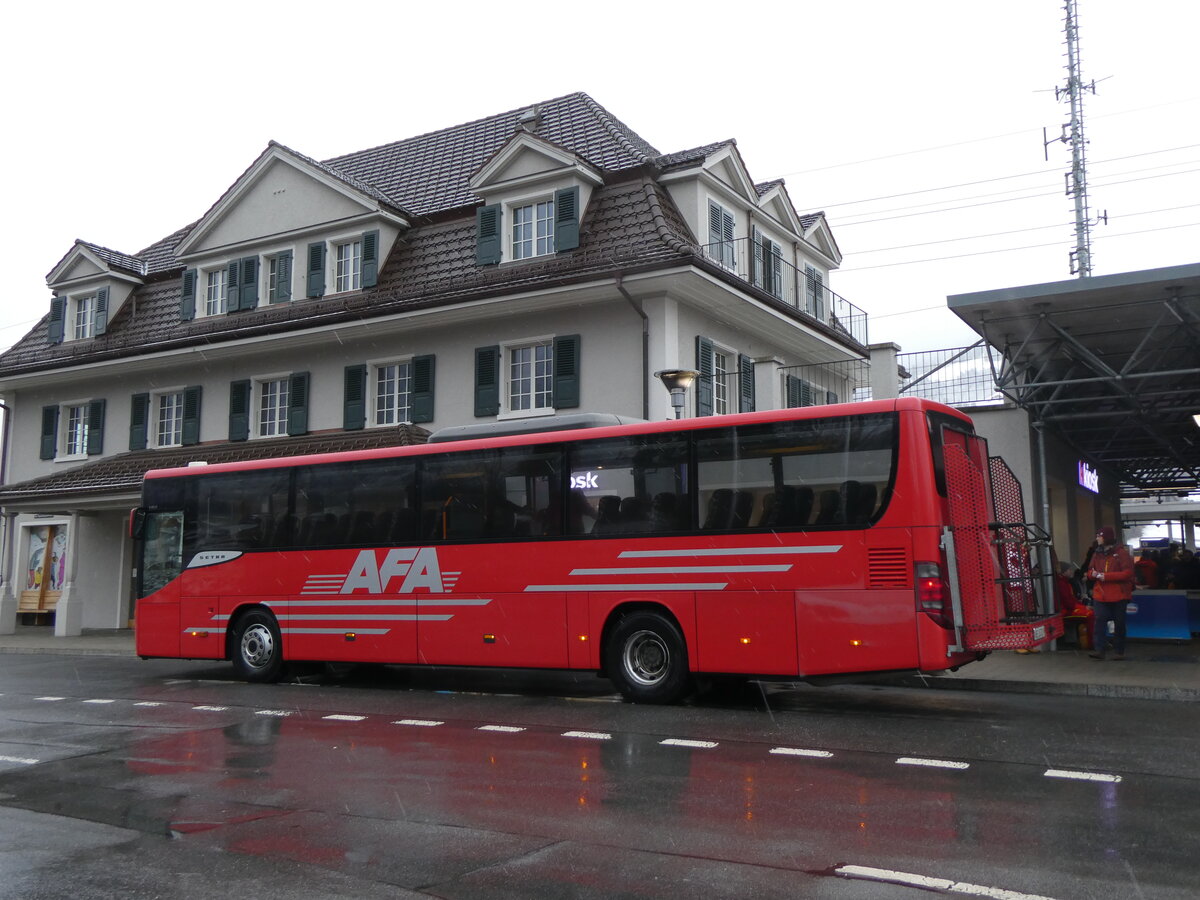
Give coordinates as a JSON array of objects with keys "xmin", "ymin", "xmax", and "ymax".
[{"xmin": 1044, "ymin": 0, "xmax": 1106, "ymax": 277}]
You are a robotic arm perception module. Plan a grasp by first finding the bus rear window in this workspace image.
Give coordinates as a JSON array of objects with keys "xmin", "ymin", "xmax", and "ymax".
[{"xmin": 927, "ymin": 411, "xmax": 976, "ymax": 497}]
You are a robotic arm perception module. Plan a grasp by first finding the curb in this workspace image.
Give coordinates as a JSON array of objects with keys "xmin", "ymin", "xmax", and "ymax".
[
  {"xmin": 0, "ymin": 646, "xmax": 137, "ymax": 659},
  {"xmin": 882, "ymin": 673, "xmax": 1200, "ymax": 703}
]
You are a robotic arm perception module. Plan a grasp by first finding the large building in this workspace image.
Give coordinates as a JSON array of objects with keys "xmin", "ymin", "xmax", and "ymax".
[{"xmin": 0, "ymin": 93, "xmax": 869, "ymax": 635}]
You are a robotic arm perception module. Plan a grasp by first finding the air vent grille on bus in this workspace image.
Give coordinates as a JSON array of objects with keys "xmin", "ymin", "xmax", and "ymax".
[{"xmin": 868, "ymin": 548, "xmax": 910, "ymax": 588}]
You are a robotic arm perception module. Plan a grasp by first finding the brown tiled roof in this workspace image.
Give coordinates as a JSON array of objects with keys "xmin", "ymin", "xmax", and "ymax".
[
  {"xmin": 327, "ymin": 92, "xmax": 659, "ymax": 217},
  {"xmin": 45, "ymin": 240, "xmax": 148, "ymax": 281},
  {"xmin": 654, "ymin": 140, "xmax": 735, "ymax": 171},
  {"xmin": 0, "ymin": 175, "xmax": 701, "ymax": 375},
  {"xmin": 0, "ymin": 426, "xmax": 430, "ymax": 505}
]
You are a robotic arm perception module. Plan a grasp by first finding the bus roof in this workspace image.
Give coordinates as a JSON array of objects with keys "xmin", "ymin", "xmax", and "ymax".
[{"xmin": 141, "ymin": 397, "xmax": 970, "ymax": 481}]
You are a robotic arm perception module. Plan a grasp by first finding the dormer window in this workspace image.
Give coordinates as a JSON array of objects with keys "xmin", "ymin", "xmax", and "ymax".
[
  {"xmin": 512, "ymin": 199, "xmax": 555, "ymax": 260},
  {"xmin": 72, "ymin": 293, "xmax": 99, "ymax": 340},
  {"xmin": 335, "ymin": 239, "xmax": 362, "ymax": 292},
  {"xmin": 204, "ymin": 268, "xmax": 229, "ymax": 316},
  {"xmin": 46, "ymin": 288, "xmax": 109, "ymax": 344}
]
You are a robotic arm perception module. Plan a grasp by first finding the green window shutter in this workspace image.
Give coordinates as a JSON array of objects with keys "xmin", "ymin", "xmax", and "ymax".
[
  {"xmin": 47, "ymin": 296, "xmax": 66, "ymax": 344},
  {"xmin": 344, "ymin": 364, "xmax": 367, "ymax": 430},
  {"xmin": 182, "ymin": 386, "xmax": 202, "ymax": 446},
  {"xmin": 180, "ymin": 269, "xmax": 197, "ymax": 320},
  {"xmin": 553, "ymin": 187, "xmax": 580, "ymax": 252},
  {"xmin": 273, "ymin": 251, "xmax": 293, "ymax": 302},
  {"xmin": 738, "ymin": 353, "xmax": 755, "ymax": 413},
  {"xmin": 361, "ymin": 230, "xmax": 379, "ymax": 288},
  {"xmin": 306, "ymin": 242, "xmax": 326, "ymax": 298},
  {"xmin": 40, "ymin": 406, "xmax": 59, "ymax": 459},
  {"xmin": 476, "ymin": 204, "xmax": 501, "ymax": 265},
  {"xmin": 287, "ymin": 371, "xmax": 310, "ymax": 436},
  {"xmin": 229, "ymin": 380, "xmax": 251, "ymax": 441},
  {"xmin": 411, "ymin": 354, "xmax": 436, "ymax": 424},
  {"xmin": 86, "ymin": 399, "xmax": 106, "ymax": 455},
  {"xmin": 225, "ymin": 260, "xmax": 240, "ymax": 314},
  {"xmin": 552, "ymin": 334, "xmax": 581, "ymax": 409},
  {"xmin": 474, "ymin": 345, "xmax": 500, "ymax": 416},
  {"xmin": 239, "ymin": 257, "xmax": 259, "ymax": 310},
  {"xmin": 695, "ymin": 336, "xmax": 714, "ymax": 417},
  {"xmin": 94, "ymin": 288, "xmax": 109, "ymax": 336},
  {"xmin": 129, "ymin": 393, "xmax": 149, "ymax": 451}
]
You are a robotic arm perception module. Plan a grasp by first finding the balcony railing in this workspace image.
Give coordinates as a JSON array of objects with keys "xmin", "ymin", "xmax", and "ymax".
[{"xmin": 700, "ymin": 238, "xmax": 868, "ymax": 347}]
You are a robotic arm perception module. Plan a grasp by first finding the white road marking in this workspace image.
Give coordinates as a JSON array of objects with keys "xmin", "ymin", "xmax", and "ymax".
[
  {"xmin": 1044, "ymin": 768, "xmax": 1122, "ymax": 783},
  {"xmin": 393, "ymin": 719, "xmax": 444, "ymax": 727},
  {"xmin": 770, "ymin": 747, "xmax": 834, "ymax": 758},
  {"xmin": 660, "ymin": 738, "xmax": 718, "ymax": 749},
  {"xmin": 133, "ymin": 702, "xmax": 164, "ymax": 707},
  {"xmin": 82, "ymin": 699, "xmax": 115, "ymax": 705},
  {"xmin": 255, "ymin": 709, "xmax": 293, "ymax": 717},
  {"xmin": 562, "ymin": 730, "xmax": 612, "ymax": 741},
  {"xmin": 192, "ymin": 706, "xmax": 228, "ymax": 712},
  {"xmin": 35, "ymin": 696, "xmax": 66, "ymax": 702},
  {"xmin": 835, "ymin": 865, "xmax": 1057, "ymax": 899},
  {"xmin": 0, "ymin": 755, "xmax": 38, "ymax": 766},
  {"xmin": 896, "ymin": 756, "xmax": 970, "ymax": 770},
  {"xmin": 323, "ymin": 714, "xmax": 367, "ymax": 722},
  {"xmin": 477, "ymin": 725, "xmax": 525, "ymax": 733}
]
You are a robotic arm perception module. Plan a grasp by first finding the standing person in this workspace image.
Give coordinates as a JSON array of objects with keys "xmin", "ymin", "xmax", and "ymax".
[{"xmin": 1087, "ymin": 526, "xmax": 1135, "ymax": 660}]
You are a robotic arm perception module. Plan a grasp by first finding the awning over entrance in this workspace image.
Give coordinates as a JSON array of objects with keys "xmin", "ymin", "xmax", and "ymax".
[
  {"xmin": 0, "ymin": 425, "xmax": 430, "ymax": 512},
  {"xmin": 949, "ymin": 263, "xmax": 1200, "ymax": 498}
]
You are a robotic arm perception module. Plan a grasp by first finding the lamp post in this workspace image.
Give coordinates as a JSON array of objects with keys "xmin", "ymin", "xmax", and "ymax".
[{"xmin": 654, "ymin": 369, "xmax": 699, "ymax": 420}]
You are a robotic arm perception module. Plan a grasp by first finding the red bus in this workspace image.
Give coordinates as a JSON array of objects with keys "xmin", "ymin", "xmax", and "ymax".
[{"xmin": 131, "ymin": 398, "xmax": 1061, "ymax": 703}]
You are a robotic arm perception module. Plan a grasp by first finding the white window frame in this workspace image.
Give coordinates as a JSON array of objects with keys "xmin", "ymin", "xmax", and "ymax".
[
  {"xmin": 255, "ymin": 375, "xmax": 290, "ymax": 438},
  {"xmin": 203, "ymin": 267, "xmax": 228, "ymax": 317},
  {"xmin": 152, "ymin": 388, "xmax": 186, "ymax": 448},
  {"xmin": 711, "ymin": 346, "xmax": 732, "ymax": 416},
  {"xmin": 58, "ymin": 400, "xmax": 90, "ymax": 460},
  {"xmin": 509, "ymin": 196, "xmax": 556, "ymax": 261},
  {"xmin": 334, "ymin": 239, "xmax": 362, "ymax": 293},
  {"xmin": 500, "ymin": 337, "xmax": 555, "ymax": 419},
  {"xmin": 70, "ymin": 293, "xmax": 98, "ymax": 340},
  {"xmin": 370, "ymin": 358, "xmax": 413, "ymax": 426},
  {"xmin": 267, "ymin": 252, "xmax": 288, "ymax": 303}
]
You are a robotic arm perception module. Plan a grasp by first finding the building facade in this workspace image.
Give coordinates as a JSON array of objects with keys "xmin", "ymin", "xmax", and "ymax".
[{"xmin": 0, "ymin": 93, "xmax": 869, "ymax": 635}]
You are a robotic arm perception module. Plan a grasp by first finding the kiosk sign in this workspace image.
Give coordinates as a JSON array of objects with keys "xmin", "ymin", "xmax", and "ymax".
[{"xmin": 1078, "ymin": 461, "xmax": 1099, "ymax": 494}]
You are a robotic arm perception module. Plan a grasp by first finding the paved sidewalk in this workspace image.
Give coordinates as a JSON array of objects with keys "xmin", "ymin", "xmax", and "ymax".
[{"xmin": 1, "ymin": 626, "xmax": 1196, "ymax": 702}]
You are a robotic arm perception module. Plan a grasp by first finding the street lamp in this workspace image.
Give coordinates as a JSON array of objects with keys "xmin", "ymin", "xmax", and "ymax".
[{"xmin": 654, "ymin": 369, "xmax": 699, "ymax": 420}]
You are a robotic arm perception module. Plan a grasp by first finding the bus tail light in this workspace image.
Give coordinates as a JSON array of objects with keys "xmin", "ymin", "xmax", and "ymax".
[{"xmin": 915, "ymin": 561, "xmax": 952, "ymax": 628}]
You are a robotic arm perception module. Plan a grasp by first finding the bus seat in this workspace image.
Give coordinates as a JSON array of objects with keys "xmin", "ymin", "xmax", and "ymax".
[
  {"xmin": 592, "ymin": 495, "xmax": 622, "ymax": 533},
  {"xmin": 349, "ymin": 510, "xmax": 376, "ymax": 544},
  {"xmin": 651, "ymin": 492, "xmax": 681, "ymax": 531},
  {"xmin": 391, "ymin": 507, "xmax": 419, "ymax": 543},
  {"xmin": 731, "ymin": 491, "xmax": 753, "ymax": 528},
  {"xmin": 855, "ymin": 483, "xmax": 878, "ymax": 522},
  {"xmin": 619, "ymin": 496, "xmax": 648, "ymax": 531},
  {"xmin": 703, "ymin": 489, "xmax": 733, "ymax": 529},
  {"xmin": 815, "ymin": 490, "xmax": 840, "ymax": 525},
  {"xmin": 757, "ymin": 492, "xmax": 776, "ymax": 526},
  {"xmin": 794, "ymin": 486, "xmax": 815, "ymax": 525}
]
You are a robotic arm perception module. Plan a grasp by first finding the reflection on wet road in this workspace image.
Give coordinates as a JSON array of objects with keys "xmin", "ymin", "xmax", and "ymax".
[{"xmin": 1, "ymin": 659, "xmax": 1198, "ymax": 898}]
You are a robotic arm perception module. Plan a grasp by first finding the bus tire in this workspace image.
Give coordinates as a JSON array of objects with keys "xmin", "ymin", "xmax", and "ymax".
[
  {"xmin": 231, "ymin": 610, "xmax": 284, "ymax": 683},
  {"xmin": 605, "ymin": 611, "xmax": 691, "ymax": 704}
]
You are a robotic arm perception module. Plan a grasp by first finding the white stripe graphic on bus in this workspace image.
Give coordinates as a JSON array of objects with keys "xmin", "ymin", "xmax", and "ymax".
[
  {"xmin": 618, "ymin": 545, "xmax": 842, "ymax": 558},
  {"xmin": 525, "ymin": 583, "xmax": 729, "ymax": 592},
  {"xmin": 569, "ymin": 565, "xmax": 792, "ymax": 575}
]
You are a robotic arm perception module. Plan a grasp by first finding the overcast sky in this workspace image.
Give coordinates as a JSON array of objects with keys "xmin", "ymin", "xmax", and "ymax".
[{"xmin": 3, "ymin": 0, "xmax": 1197, "ymax": 359}]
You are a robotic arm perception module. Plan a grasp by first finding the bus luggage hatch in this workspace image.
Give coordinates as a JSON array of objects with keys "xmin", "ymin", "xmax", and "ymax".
[{"xmin": 941, "ymin": 434, "xmax": 1063, "ymax": 653}]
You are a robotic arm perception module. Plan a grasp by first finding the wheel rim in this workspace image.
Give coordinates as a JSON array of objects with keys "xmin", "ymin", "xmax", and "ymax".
[
  {"xmin": 622, "ymin": 629, "xmax": 670, "ymax": 686},
  {"xmin": 240, "ymin": 623, "xmax": 275, "ymax": 670}
]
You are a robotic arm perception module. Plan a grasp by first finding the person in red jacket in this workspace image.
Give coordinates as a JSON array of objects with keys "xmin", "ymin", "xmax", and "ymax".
[{"xmin": 1087, "ymin": 526, "xmax": 1135, "ymax": 660}]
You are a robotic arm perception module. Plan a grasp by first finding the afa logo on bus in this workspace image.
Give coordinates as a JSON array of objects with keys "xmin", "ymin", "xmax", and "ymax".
[{"xmin": 337, "ymin": 548, "xmax": 449, "ymax": 594}]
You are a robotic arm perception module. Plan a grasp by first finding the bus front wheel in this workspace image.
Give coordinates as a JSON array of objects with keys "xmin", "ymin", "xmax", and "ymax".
[
  {"xmin": 605, "ymin": 611, "xmax": 691, "ymax": 704},
  {"xmin": 232, "ymin": 610, "xmax": 284, "ymax": 683}
]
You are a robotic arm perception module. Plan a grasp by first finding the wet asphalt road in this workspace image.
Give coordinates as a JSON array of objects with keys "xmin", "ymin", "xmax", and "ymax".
[{"xmin": 0, "ymin": 655, "xmax": 1197, "ymax": 899}]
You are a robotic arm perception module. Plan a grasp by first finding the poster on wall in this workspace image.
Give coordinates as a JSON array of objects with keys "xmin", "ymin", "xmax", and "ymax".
[{"xmin": 21, "ymin": 524, "xmax": 67, "ymax": 612}]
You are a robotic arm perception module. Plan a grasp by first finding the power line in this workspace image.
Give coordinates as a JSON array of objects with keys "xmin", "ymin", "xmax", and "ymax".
[{"xmin": 837, "ymin": 220, "xmax": 1200, "ymax": 273}]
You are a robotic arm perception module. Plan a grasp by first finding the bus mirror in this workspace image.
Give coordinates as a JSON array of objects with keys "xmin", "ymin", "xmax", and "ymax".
[{"xmin": 130, "ymin": 508, "xmax": 148, "ymax": 541}]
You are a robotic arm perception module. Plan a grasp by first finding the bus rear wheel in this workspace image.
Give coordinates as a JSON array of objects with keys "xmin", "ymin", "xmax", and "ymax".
[
  {"xmin": 605, "ymin": 611, "xmax": 691, "ymax": 704},
  {"xmin": 232, "ymin": 610, "xmax": 284, "ymax": 683}
]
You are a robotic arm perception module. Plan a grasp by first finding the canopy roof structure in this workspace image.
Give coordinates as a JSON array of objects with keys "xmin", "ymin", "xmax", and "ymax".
[{"xmin": 949, "ymin": 263, "xmax": 1200, "ymax": 498}]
